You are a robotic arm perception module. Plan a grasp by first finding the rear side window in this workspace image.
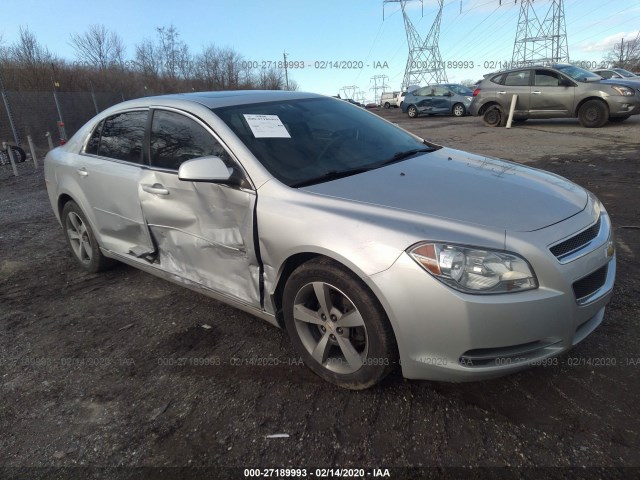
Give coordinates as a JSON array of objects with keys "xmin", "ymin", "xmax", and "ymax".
[
  {"xmin": 490, "ymin": 74, "xmax": 504, "ymax": 84},
  {"xmin": 504, "ymin": 71, "xmax": 531, "ymax": 86},
  {"xmin": 150, "ymin": 110, "xmax": 231, "ymax": 170},
  {"xmin": 97, "ymin": 111, "xmax": 147, "ymax": 164}
]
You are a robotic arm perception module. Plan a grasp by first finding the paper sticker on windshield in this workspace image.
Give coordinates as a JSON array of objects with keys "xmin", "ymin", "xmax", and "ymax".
[{"xmin": 243, "ymin": 114, "xmax": 291, "ymax": 138}]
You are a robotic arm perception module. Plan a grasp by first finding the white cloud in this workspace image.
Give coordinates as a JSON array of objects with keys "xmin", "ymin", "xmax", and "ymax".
[{"xmin": 576, "ymin": 30, "xmax": 640, "ymax": 54}]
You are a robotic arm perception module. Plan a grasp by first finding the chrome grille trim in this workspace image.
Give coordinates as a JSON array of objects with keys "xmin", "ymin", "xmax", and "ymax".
[{"xmin": 549, "ymin": 215, "xmax": 608, "ymax": 264}]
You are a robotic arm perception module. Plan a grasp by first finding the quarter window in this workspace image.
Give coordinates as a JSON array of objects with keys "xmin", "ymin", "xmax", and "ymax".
[
  {"xmin": 97, "ymin": 111, "xmax": 147, "ymax": 163},
  {"xmin": 85, "ymin": 119, "xmax": 104, "ymax": 155},
  {"xmin": 504, "ymin": 71, "xmax": 531, "ymax": 86},
  {"xmin": 150, "ymin": 110, "xmax": 232, "ymax": 170}
]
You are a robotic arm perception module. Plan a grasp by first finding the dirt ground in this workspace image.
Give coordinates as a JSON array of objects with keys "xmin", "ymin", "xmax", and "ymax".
[{"xmin": 1, "ymin": 109, "xmax": 639, "ymax": 479}]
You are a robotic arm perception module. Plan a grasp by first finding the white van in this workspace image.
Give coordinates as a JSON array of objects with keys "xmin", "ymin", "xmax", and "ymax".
[{"xmin": 380, "ymin": 91, "xmax": 400, "ymax": 108}]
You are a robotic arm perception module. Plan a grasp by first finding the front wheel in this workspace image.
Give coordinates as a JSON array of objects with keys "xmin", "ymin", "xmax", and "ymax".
[
  {"xmin": 61, "ymin": 201, "xmax": 115, "ymax": 273},
  {"xmin": 452, "ymin": 103, "xmax": 466, "ymax": 117},
  {"xmin": 283, "ymin": 259, "xmax": 397, "ymax": 389},
  {"xmin": 578, "ymin": 100, "xmax": 608, "ymax": 128},
  {"xmin": 407, "ymin": 105, "xmax": 418, "ymax": 118}
]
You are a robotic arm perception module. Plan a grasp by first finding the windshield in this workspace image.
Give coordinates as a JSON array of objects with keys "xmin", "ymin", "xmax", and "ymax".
[
  {"xmin": 555, "ymin": 65, "xmax": 602, "ymax": 82},
  {"xmin": 447, "ymin": 85, "xmax": 473, "ymax": 96},
  {"xmin": 613, "ymin": 68, "xmax": 637, "ymax": 78},
  {"xmin": 214, "ymin": 97, "xmax": 436, "ymax": 187}
]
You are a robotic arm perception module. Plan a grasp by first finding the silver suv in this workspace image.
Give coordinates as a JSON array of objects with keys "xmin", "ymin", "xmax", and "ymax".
[{"xmin": 470, "ymin": 64, "xmax": 640, "ymax": 128}]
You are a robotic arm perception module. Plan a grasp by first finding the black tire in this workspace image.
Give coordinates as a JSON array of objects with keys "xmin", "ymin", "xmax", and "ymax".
[
  {"xmin": 578, "ymin": 99, "xmax": 609, "ymax": 128},
  {"xmin": 283, "ymin": 258, "xmax": 398, "ymax": 390},
  {"xmin": 482, "ymin": 105, "xmax": 507, "ymax": 127},
  {"xmin": 407, "ymin": 105, "xmax": 418, "ymax": 118},
  {"xmin": 384, "ymin": 102, "xmax": 391, "ymax": 109},
  {"xmin": 8, "ymin": 146, "xmax": 26, "ymax": 163},
  {"xmin": 452, "ymin": 103, "xmax": 466, "ymax": 117},
  {"xmin": 61, "ymin": 200, "xmax": 115, "ymax": 273},
  {"xmin": 609, "ymin": 116, "xmax": 630, "ymax": 123}
]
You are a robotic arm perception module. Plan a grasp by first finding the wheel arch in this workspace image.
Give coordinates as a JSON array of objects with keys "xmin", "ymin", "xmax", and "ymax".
[
  {"xmin": 270, "ymin": 252, "xmax": 400, "ymax": 350},
  {"xmin": 477, "ymin": 101, "xmax": 500, "ymax": 116},
  {"xmin": 574, "ymin": 96, "xmax": 608, "ymax": 117}
]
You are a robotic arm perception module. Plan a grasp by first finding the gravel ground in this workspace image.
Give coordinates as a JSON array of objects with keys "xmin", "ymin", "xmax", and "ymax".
[{"xmin": 1, "ymin": 110, "xmax": 639, "ymax": 479}]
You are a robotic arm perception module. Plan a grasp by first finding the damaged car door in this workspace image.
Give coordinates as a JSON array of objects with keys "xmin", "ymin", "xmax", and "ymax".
[
  {"xmin": 81, "ymin": 110, "xmax": 155, "ymax": 256},
  {"xmin": 138, "ymin": 108, "xmax": 261, "ymax": 306}
]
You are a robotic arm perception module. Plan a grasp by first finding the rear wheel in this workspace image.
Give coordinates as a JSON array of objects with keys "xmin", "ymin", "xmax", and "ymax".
[
  {"xmin": 407, "ymin": 105, "xmax": 418, "ymax": 118},
  {"xmin": 61, "ymin": 201, "xmax": 115, "ymax": 273},
  {"xmin": 384, "ymin": 102, "xmax": 391, "ymax": 108},
  {"xmin": 452, "ymin": 103, "xmax": 466, "ymax": 117},
  {"xmin": 283, "ymin": 259, "xmax": 397, "ymax": 389},
  {"xmin": 482, "ymin": 105, "xmax": 507, "ymax": 127},
  {"xmin": 578, "ymin": 100, "xmax": 608, "ymax": 128}
]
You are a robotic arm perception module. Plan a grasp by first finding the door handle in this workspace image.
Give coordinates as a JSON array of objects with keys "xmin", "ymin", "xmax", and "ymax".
[
  {"xmin": 142, "ymin": 183, "xmax": 170, "ymax": 195},
  {"xmin": 76, "ymin": 167, "xmax": 88, "ymax": 177},
  {"xmin": 532, "ymin": 91, "xmax": 542, "ymax": 95},
  {"xmin": 497, "ymin": 91, "xmax": 506, "ymax": 95}
]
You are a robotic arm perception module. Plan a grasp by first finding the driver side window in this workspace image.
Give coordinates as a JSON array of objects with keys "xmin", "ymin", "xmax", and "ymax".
[{"xmin": 150, "ymin": 110, "xmax": 234, "ymax": 171}]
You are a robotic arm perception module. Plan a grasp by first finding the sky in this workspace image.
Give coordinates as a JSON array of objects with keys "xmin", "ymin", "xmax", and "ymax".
[{"xmin": 1, "ymin": 0, "xmax": 639, "ymax": 103}]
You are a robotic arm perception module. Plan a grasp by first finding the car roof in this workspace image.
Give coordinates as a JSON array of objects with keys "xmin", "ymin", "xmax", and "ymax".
[{"xmin": 109, "ymin": 90, "xmax": 324, "ymax": 110}]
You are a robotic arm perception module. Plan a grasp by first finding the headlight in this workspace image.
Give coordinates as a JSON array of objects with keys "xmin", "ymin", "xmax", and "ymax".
[
  {"xmin": 610, "ymin": 85, "xmax": 635, "ymax": 96},
  {"xmin": 408, "ymin": 243, "xmax": 538, "ymax": 294}
]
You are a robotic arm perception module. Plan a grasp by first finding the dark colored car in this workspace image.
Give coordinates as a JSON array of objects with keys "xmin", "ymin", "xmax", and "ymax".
[{"xmin": 401, "ymin": 84, "xmax": 473, "ymax": 118}]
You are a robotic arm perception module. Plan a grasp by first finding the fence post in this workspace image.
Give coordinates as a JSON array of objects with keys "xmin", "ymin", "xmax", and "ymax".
[
  {"xmin": 0, "ymin": 70, "xmax": 21, "ymax": 146},
  {"xmin": 27, "ymin": 135, "xmax": 38, "ymax": 169},
  {"xmin": 46, "ymin": 132, "xmax": 54, "ymax": 151},
  {"xmin": 4, "ymin": 141, "xmax": 19, "ymax": 177}
]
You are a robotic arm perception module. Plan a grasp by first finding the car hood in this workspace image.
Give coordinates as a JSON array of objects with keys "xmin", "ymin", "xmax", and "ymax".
[{"xmin": 300, "ymin": 148, "xmax": 587, "ymax": 232}]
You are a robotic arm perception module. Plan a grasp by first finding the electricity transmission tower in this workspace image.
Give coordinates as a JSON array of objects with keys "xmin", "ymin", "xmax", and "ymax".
[
  {"xmin": 370, "ymin": 75, "xmax": 389, "ymax": 103},
  {"xmin": 511, "ymin": 0, "xmax": 569, "ymax": 67},
  {"xmin": 383, "ymin": 0, "xmax": 448, "ymax": 89},
  {"xmin": 340, "ymin": 85, "xmax": 358, "ymax": 100}
]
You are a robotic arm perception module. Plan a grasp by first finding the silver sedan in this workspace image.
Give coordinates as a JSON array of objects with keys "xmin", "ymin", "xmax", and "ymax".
[{"xmin": 45, "ymin": 91, "xmax": 616, "ymax": 389}]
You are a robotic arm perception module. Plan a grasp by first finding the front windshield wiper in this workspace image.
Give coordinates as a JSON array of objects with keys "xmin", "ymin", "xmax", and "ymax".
[
  {"xmin": 291, "ymin": 166, "xmax": 375, "ymax": 188},
  {"xmin": 377, "ymin": 147, "xmax": 439, "ymax": 167},
  {"xmin": 292, "ymin": 146, "xmax": 439, "ymax": 188}
]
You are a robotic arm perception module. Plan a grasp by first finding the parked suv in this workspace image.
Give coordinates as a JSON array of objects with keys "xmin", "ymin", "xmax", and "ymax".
[{"xmin": 470, "ymin": 64, "xmax": 640, "ymax": 128}]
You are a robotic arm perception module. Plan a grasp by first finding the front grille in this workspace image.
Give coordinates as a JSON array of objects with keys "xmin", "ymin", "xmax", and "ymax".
[
  {"xmin": 550, "ymin": 217, "xmax": 601, "ymax": 260},
  {"xmin": 573, "ymin": 265, "xmax": 607, "ymax": 302}
]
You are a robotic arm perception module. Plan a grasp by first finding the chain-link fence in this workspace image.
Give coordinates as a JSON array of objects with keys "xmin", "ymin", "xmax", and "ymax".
[{"xmin": 0, "ymin": 90, "xmax": 126, "ymax": 152}]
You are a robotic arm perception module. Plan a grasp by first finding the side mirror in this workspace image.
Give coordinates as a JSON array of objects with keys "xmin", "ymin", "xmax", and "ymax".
[
  {"xmin": 445, "ymin": 92, "xmax": 453, "ymax": 97},
  {"xmin": 178, "ymin": 156, "xmax": 240, "ymax": 185}
]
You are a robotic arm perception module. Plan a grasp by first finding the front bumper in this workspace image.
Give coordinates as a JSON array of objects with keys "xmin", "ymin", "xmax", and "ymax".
[{"xmin": 367, "ymin": 217, "xmax": 615, "ymax": 382}]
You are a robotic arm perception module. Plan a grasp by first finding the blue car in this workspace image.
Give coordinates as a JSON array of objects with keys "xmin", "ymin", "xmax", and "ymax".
[{"xmin": 401, "ymin": 84, "xmax": 473, "ymax": 118}]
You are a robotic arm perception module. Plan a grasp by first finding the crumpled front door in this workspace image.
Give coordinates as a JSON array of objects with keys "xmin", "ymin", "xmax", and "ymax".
[{"xmin": 138, "ymin": 169, "xmax": 260, "ymax": 306}]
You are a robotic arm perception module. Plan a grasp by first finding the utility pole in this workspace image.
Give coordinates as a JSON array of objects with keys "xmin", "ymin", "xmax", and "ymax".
[{"xmin": 283, "ymin": 51, "xmax": 290, "ymax": 90}]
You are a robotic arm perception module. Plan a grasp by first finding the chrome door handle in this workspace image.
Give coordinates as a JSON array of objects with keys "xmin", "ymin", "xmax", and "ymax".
[
  {"xmin": 142, "ymin": 183, "xmax": 169, "ymax": 195},
  {"xmin": 76, "ymin": 167, "xmax": 88, "ymax": 177},
  {"xmin": 497, "ymin": 91, "xmax": 506, "ymax": 95},
  {"xmin": 532, "ymin": 91, "xmax": 542, "ymax": 95}
]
